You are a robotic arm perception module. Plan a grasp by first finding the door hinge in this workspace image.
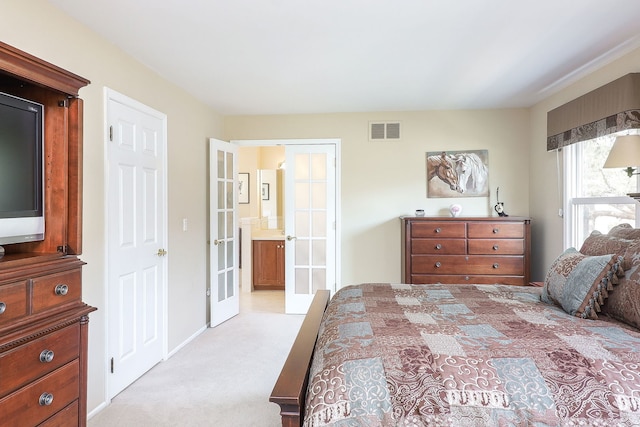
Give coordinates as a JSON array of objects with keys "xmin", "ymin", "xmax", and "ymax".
[
  {"xmin": 109, "ymin": 125, "xmax": 113, "ymax": 141},
  {"xmin": 110, "ymin": 357, "xmax": 114, "ymax": 373}
]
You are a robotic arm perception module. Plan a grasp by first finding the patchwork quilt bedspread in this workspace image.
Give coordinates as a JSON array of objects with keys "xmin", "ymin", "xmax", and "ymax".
[{"xmin": 303, "ymin": 283, "xmax": 640, "ymax": 427}]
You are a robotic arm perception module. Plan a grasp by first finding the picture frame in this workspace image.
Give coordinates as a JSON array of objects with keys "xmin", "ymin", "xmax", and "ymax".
[
  {"xmin": 261, "ymin": 183, "xmax": 270, "ymax": 200},
  {"xmin": 426, "ymin": 149, "xmax": 489, "ymax": 198},
  {"xmin": 238, "ymin": 172, "xmax": 249, "ymax": 204}
]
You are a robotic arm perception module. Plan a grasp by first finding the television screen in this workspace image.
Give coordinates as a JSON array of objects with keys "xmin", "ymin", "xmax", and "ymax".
[
  {"xmin": 0, "ymin": 101, "xmax": 41, "ymax": 215},
  {"xmin": 0, "ymin": 92, "xmax": 44, "ymax": 246}
]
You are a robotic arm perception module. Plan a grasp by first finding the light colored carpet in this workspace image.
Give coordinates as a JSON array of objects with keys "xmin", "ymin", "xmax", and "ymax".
[{"xmin": 89, "ymin": 290, "xmax": 303, "ymax": 427}]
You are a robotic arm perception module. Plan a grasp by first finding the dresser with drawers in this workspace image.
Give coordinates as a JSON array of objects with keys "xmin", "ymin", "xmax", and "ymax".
[
  {"xmin": 0, "ymin": 255, "xmax": 95, "ymax": 426},
  {"xmin": 0, "ymin": 42, "xmax": 94, "ymax": 425},
  {"xmin": 401, "ymin": 216, "xmax": 531, "ymax": 285}
]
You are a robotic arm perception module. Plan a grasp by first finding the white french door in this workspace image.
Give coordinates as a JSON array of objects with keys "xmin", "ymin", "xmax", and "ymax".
[
  {"xmin": 284, "ymin": 144, "xmax": 336, "ymax": 314},
  {"xmin": 106, "ymin": 89, "xmax": 167, "ymax": 398},
  {"xmin": 209, "ymin": 138, "xmax": 240, "ymax": 327}
]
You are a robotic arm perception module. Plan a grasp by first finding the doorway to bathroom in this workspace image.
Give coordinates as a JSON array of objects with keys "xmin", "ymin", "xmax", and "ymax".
[{"xmin": 234, "ymin": 139, "xmax": 341, "ymax": 314}]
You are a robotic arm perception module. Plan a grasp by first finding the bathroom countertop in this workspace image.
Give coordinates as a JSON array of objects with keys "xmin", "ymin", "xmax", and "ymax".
[{"xmin": 251, "ymin": 230, "xmax": 285, "ymax": 240}]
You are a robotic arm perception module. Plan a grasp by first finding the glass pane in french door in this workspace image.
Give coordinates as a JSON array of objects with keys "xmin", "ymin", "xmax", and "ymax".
[{"xmin": 291, "ymin": 150, "xmax": 334, "ymax": 294}]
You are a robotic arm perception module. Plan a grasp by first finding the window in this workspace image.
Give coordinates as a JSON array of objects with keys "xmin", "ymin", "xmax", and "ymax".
[{"xmin": 563, "ymin": 134, "xmax": 639, "ymax": 249}]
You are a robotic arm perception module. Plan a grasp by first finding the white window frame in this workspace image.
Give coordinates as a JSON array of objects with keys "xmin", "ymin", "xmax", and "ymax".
[{"xmin": 563, "ymin": 140, "xmax": 639, "ymax": 249}]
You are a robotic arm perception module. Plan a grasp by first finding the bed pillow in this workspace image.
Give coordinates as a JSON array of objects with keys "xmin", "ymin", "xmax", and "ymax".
[
  {"xmin": 542, "ymin": 248, "xmax": 624, "ymax": 319},
  {"xmin": 579, "ymin": 229, "xmax": 636, "ymax": 270},
  {"xmin": 601, "ymin": 241, "xmax": 640, "ymax": 329},
  {"xmin": 606, "ymin": 223, "xmax": 640, "ymax": 240}
]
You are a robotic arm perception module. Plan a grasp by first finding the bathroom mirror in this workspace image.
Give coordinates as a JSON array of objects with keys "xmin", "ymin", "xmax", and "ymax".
[{"xmin": 258, "ymin": 169, "xmax": 284, "ymax": 229}]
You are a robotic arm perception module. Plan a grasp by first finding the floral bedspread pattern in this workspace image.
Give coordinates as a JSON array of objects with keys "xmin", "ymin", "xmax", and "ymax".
[{"xmin": 303, "ymin": 283, "xmax": 640, "ymax": 427}]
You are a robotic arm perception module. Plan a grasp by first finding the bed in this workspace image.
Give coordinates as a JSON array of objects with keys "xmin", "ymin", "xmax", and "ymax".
[{"xmin": 270, "ymin": 224, "xmax": 640, "ymax": 426}]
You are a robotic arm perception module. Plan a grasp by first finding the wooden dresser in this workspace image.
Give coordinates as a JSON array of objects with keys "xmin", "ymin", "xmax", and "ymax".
[
  {"xmin": 0, "ymin": 254, "xmax": 95, "ymax": 426},
  {"xmin": 0, "ymin": 42, "xmax": 95, "ymax": 426},
  {"xmin": 401, "ymin": 216, "xmax": 531, "ymax": 285}
]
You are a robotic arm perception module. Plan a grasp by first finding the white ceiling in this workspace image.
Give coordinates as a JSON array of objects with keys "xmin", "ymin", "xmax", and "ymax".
[{"xmin": 48, "ymin": 0, "xmax": 640, "ymax": 115}]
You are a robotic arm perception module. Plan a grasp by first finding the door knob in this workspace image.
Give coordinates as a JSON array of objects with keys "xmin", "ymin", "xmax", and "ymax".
[
  {"xmin": 286, "ymin": 235, "xmax": 297, "ymax": 241},
  {"xmin": 213, "ymin": 239, "xmax": 223, "ymax": 246},
  {"xmin": 156, "ymin": 248, "xmax": 167, "ymax": 256}
]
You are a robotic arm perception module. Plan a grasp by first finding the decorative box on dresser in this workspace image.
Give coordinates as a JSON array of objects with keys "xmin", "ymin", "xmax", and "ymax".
[
  {"xmin": 401, "ymin": 216, "xmax": 531, "ymax": 285},
  {"xmin": 0, "ymin": 42, "xmax": 95, "ymax": 426}
]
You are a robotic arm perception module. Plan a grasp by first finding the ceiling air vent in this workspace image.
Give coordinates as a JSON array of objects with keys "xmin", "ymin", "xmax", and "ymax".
[{"xmin": 369, "ymin": 122, "xmax": 401, "ymax": 141}]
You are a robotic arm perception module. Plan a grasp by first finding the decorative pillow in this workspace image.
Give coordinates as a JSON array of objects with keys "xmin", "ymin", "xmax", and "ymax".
[
  {"xmin": 542, "ymin": 248, "xmax": 624, "ymax": 319},
  {"xmin": 606, "ymin": 223, "xmax": 640, "ymax": 240},
  {"xmin": 579, "ymin": 229, "xmax": 635, "ymax": 270},
  {"xmin": 601, "ymin": 241, "xmax": 640, "ymax": 329}
]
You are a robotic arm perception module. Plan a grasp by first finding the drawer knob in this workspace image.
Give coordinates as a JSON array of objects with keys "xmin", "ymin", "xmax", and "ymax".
[
  {"xmin": 435, "ymin": 227, "xmax": 441, "ymax": 233},
  {"xmin": 493, "ymin": 244, "xmax": 499, "ymax": 250},
  {"xmin": 435, "ymin": 243, "xmax": 442, "ymax": 250},
  {"xmin": 493, "ymin": 263, "xmax": 499, "ymax": 269},
  {"xmin": 55, "ymin": 284, "xmax": 69, "ymax": 296},
  {"xmin": 493, "ymin": 228, "xmax": 499, "ymax": 234},
  {"xmin": 39, "ymin": 393, "xmax": 54, "ymax": 406},
  {"xmin": 40, "ymin": 349, "xmax": 55, "ymax": 363},
  {"xmin": 435, "ymin": 262, "xmax": 441, "ymax": 268},
  {"xmin": 0, "ymin": 302, "xmax": 5, "ymax": 315}
]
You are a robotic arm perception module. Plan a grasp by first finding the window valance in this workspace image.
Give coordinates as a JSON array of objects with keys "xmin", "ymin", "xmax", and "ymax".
[{"xmin": 547, "ymin": 73, "xmax": 640, "ymax": 151}]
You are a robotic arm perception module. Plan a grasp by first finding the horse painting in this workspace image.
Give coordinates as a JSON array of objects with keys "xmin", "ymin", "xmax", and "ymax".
[
  {"xmin": 452, "ymin": 152, "xmax": 489, "ymax": 195},
  {"xmin": 427, "ymin": 152, "xmax": 461, "ymax": 193},
  {"xmin": 427, "ymin": 149, "xmax": 489, "ymax": 198}
]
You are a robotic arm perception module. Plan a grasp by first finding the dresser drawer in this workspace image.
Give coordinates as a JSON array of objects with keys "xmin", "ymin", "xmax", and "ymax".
[
  {"xmin": 412, "ymin": 255, "xmax": 524, "ymax": 275},
  {"xmin": 411, "ymin": 222, "xmax": 466, "ymax": 238},
  {"xmin": 0, "ymin": 360, "xmax": 79, "ymax": 427},
  {"xmin": 467, "ymin": 222, "xmax": 524, "ymax": 238},
  {"xmin": 0, "ymin": 281, "xmax": 28, "ymax": 327},
  {"xmin": 468, "ymin": 239, "xmax": 524, "ymax": 255},
  {"xmin": 410, "ymin": 274, "xmax": 526, "ymax": 286},
  {"xmin": 0, "ymin": 323, "xmax": 80, "ymax": 398},
  {"xmin": 32, "ymin": 269, "xmax": 82, "ymax": 314},
  {"xmin": 39, "ymin": 400, "xmax": 79, "ymax": 427},
  {"xmin": 412, "ymin": 239, "xmax": 466, "ymax": 254}
]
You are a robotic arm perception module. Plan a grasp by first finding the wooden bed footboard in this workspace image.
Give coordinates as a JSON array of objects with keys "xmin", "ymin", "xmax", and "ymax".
[{"xmin": 270, "ymin": 290, "xmax": 331, "ymax": 427}]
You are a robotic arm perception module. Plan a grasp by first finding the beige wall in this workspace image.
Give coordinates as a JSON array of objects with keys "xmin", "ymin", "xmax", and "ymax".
[
  {"xmin": 0, "ymin": 0, "xmax": 223, "ymax": 414},
  {"xmin": 224, "ymin": 110, "xmax": 531, "ymax": 285},
  {"xmin": 529, "ymin": 46, "xmax": 640, "ymax": 280}
]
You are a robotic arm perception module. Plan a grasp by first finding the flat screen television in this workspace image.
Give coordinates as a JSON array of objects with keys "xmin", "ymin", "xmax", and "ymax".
[{"xmin": 0, "ymin": 91, "xmax": 44, "ymax": 253}]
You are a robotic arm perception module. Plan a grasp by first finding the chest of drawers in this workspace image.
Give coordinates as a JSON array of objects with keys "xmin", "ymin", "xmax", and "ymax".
[
  {"xmin": 0, "ymin": 254, "xmax": 95, "ymax": 426},
  {"xmin": 401, "ymin": 217, "xmax": 531, "ymax": 285}
]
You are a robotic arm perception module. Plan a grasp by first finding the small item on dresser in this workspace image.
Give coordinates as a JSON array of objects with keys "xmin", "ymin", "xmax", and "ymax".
[
  {"xmin": 415, "ymin": 209, "xmax": 425, "ymax": 217},
  {"xmin": 494, "ymin": 187, "xmax": 508, "ymax": 217},
  {"xmin": 449, "ymin": 204, "xmax": 462, "ymax": 217}
]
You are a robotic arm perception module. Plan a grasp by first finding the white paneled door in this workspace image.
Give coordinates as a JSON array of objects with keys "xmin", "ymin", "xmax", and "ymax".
[
  {"xmin": 284, "ymin": 144, "xmax": 336, "ymax": 314},
  {"xmin": 106, "ymin": 89, "xmax": 167, "ymax": 398},
  {"xmin": 209, "ymin": 138, "xmax": 240, "ymax": 327}
]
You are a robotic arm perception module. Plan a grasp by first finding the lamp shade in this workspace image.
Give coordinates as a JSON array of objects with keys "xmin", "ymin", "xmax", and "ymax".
[{"xmin": 603, "ymin": 135, "xmax": 640, "ymax": 168}]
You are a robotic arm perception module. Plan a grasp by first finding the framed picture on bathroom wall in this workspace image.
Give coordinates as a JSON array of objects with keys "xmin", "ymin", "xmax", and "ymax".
[
  {"xmin": 262, "ymin": 183, "xmax": 270, "ymax": 200},
  {"xmin": 238, "ymin": 172, "xmax": 249, "ymax": 204}
]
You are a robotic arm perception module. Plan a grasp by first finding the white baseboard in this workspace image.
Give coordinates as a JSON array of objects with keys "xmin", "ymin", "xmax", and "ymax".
[
  {"xmin": 167, "ymin": 324, "xmax": 207, "ymax": 359},
  {"xmin": 87, "ymin": 401, "xmax": 109, "ymax": 420}
]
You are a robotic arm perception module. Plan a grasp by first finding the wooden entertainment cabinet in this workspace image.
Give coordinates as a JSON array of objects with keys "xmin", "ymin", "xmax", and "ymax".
[{"xmin": 0, "ymin": 42, "xmax": 95, "ymax": 426}]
